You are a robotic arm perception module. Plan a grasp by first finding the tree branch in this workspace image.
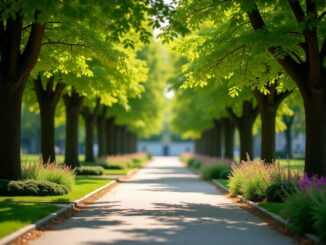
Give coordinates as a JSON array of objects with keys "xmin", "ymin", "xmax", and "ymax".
[
  {"xmin": 46, "ymin": 76, "xmax": 55, "ymax": 93},
  {"xmin": 318, "ymin": 11, "xmax": 326, "ymax": 20},
  {"xmin": 276, "ymin": 90, "xmax": 292, "ymax": 106},
  {"xmin": 226, "ymin": 107, "xmax": 239, "ymax": 126},
  {"xmin": 287, "ymin": 0, "xmax": 305, "ymax": 23},
  {"xmin": 42, "ymin": 41, "xmax": 94, "ymax": 51},
  {"xmin": 19, "ymin": 12, "xmax": 45, "ymax": 82},
  {"xmin": 6, "ymin": 16, "xmax": 23, "ymax": 79},
  {"xmin": 33, "ymin": 73, "xmax": 45, "ymax": 104},
  {"xmin": 92, "ymin": 98, "xmax": 101, "ymax": 118},
  {"xmin": 52, "ymin": 82, "xmax": 66, "ymax": 106},
  {"xmin": 246, "ymin": 4, "xmax": 306, "ymax": 90}
]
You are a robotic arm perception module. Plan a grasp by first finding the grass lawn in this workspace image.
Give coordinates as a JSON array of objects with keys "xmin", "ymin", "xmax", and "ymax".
[
  {"xmin": 0, "ymin": 203, "xmax": 60, "ymax": 238},
  {"xmin": 103, "ymin": 168, "xmax": 133, "ymax": 175},
  {"xmin": 258, "ymin": 202, "xmax": 287, "ymax": 219},
  {"xmin": 21, "ymin": 154, "xmax": 85, "ymax": 165},
  {"xmin": 215, "ymin": 179, "xmax": 229, "ymax": 189},
  {"xmin": 0, "ymin": 177, "xmax": 112, "ymax": 203},
  {"xmin": 278, "ymin": 159, "xmax": 304, "ymax": 169}
]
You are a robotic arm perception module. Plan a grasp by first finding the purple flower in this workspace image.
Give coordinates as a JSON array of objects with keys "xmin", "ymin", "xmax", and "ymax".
[
  {"xmin": 317, "ymin": 177, "xmax": 326, "ymax": 189},
  {"xmin": 299, "ymin": 173, "xmax": 313, "ymax": 190},
  {"xmin": 298, "ymin": 173, "xmax": 326, "ymax": 191}
]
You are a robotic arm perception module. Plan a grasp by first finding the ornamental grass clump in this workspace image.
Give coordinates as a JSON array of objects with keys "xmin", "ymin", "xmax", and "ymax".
[
  {"xmin": 21, "ymin": 161, "xmax": 75, "ymax": 191},
  {"xmin": 228, "ymin": 160, "xmax": 302, "ymax": 201}
]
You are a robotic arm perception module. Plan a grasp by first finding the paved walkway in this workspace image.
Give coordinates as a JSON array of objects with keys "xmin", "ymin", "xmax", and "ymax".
[{"xmin": 31, "ymin": 157, "xmax": 293, "ymax": 245}]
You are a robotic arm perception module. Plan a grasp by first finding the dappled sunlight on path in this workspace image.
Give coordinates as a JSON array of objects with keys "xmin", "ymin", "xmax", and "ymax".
[{"xmin": 31, "ymin": 157, "xmax": 293, "ymax": 245}]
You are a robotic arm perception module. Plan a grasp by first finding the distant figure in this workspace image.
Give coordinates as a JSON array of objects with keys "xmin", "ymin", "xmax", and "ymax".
[
  {"xmin": 185, "ymin": 147, "xmax": 190, "ymax": 152},
  {"xmin": 163, "ymin": 145, "xmax": 169, "ymax": 156},
  {"xmin": 142, "ymin": 146, "xmax": 147, "ymax": 152}
]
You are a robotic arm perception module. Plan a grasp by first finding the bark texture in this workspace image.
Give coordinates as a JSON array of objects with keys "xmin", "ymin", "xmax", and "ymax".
[{"xmin": 63, "ymin": 90, "xmax": 83, "ymax": 168}]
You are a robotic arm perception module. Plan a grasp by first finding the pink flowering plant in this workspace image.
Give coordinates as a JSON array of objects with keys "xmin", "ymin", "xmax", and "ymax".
[{"xmin": 228, "ymin": 160, "xmax": 302, "ymax": 201}]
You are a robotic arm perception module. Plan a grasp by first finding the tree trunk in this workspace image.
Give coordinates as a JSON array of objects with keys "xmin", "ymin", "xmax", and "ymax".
[
  {"xmin": 40, "ymin": 105, "xmax": 56, "ymax": 163},
  {"xmin": 34, "ymin": 75, "xmax": 65, "ymax": 163},
  {"xmin": 283, "ymin": 115, "xmax": 294, "ymax": 159},
  {"xmin": 63, "ymin": 90, "xmax": 83, "ymax": 168},
  {"xmin": 238, "ymin": 120, "xmax": 255, "ymax": 161},
  {"xmin": 0, "ymin": 84, "xmax": 24, "ymax": 179},
  {"xmin": 227, "ymin": 101, "xmax": 259, "ymax": 161},
  {"xmin": 116, "ymin": 126, "xmax": 123, "ymax": 154},
  {"xmin": 96, "ymin": 107, "xmax": 107, "ymax": 158},
  {"xmin": 84, "ymin": 119, "xmax": 95, "ymax": 162},
  {"xmin": 223, "ymin": 117, "xmax": 235, "ymax": 159},
  {"xmin": 213, "ymin": 120, "xmax": 222, "ymax": 158},
  {"xmin": 260, "ymin": 107, "xmax": 277, "ymax": 163},
  {"xmin": 304, "ymin": 93, "xmax": 326, "ymax": 175},
  {"xmin": 105, "ymin": 118, "xmax": 114, "ymax": 155},
  {"xmin": 81, "ymin": 101, "xmax": 100, "ymax": 163},
  {"xmin": 254, "ymin": 86, "xmax": 290, "ymax": 163}
]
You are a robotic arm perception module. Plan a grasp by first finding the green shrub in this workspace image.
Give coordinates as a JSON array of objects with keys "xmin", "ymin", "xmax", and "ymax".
[
  {"xmin": 0, "ymin": 180, "xmax": 69, "ymax": 196},
  {"xmin": 265, "ymin": 183, "xmax": 296, "ymax": 202},
  {"xmin": 312, "ymin": 197, "xmax": 326, "ymax": 241},
  {"xmin": 284, "ymin": 190, "xmax": 314, "ymax": 234},
  {"xmin": 97, "ymin": 156, "xmax": 132, "ymax": 169},
  {"xmin": 187, "ymin": 158, "xmax": 201, "ymax": 169},
  {"xmin": 201, "ymin": 164, "xmax": 230, "ymax": 180},
  {"xmin": 75, "ymin": 166, "xmax": 104, "ymax": 176},
  {"xmin": 129, "ymin": 152, "xmax": 151, "ymax": 164},
  {"xmin": 219, "ymin": 169, "xmax": 232, "ymax": 179}
]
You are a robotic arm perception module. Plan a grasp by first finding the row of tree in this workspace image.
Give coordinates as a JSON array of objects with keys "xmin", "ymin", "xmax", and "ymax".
[
  {"xmin": 0, "ymin": 1, "xmax": 170, "ymax": 180},
  {"xmin": 166, "ymin": 0, "xmax": 324, "ymax": 175}
]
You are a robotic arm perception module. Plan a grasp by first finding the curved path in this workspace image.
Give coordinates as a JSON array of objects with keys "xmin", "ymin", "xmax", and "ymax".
[{"xmin": 31, "ymin": 157, "xmax": 293, "ymax": 245}]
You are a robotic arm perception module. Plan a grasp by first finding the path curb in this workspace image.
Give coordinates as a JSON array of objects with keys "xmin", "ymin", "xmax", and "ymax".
[
  {"xmin": 211, "ymin": 179, "xmax": 321, "ymax": 244},
  {"xmin": 0, "ymin": 179, "xmax": 117, "ymax": 245}
]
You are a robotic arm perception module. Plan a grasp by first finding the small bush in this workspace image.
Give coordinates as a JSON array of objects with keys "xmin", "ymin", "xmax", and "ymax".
[
  {"xmin": 187, "ymin": 158, "xmax": 202, "ymax": 169},
  {"xmin": 284, "ymin": 190, "xmax": 314, "ymax": 234},
  {"xmin": 201, "ymin": 164, "xmax": 231, "ymax": 180},
  {"xmin": 75, "ymin": 166, "xmax": 104, "ymax": 176},
  {"xmin": 265, "ymin": 183, "xmax": 296, "ymax": 202},
  {"xmin": 219, "ymin": 169, "xmax": 232, "ymax": 179},
  {"xmin": 0, "ymin": 179, "xmax": 69, "ymax": 196},
  {"xmin": 129, "ymin": 152, "xmax": 151, "ymax": 165},
  {"xmin": 97, "ymin": 156, "xmax": 132, "ymax": 169},
  {"xmin": 312, "ymin": 196, "xmax": 326, "ymax": 241}
]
